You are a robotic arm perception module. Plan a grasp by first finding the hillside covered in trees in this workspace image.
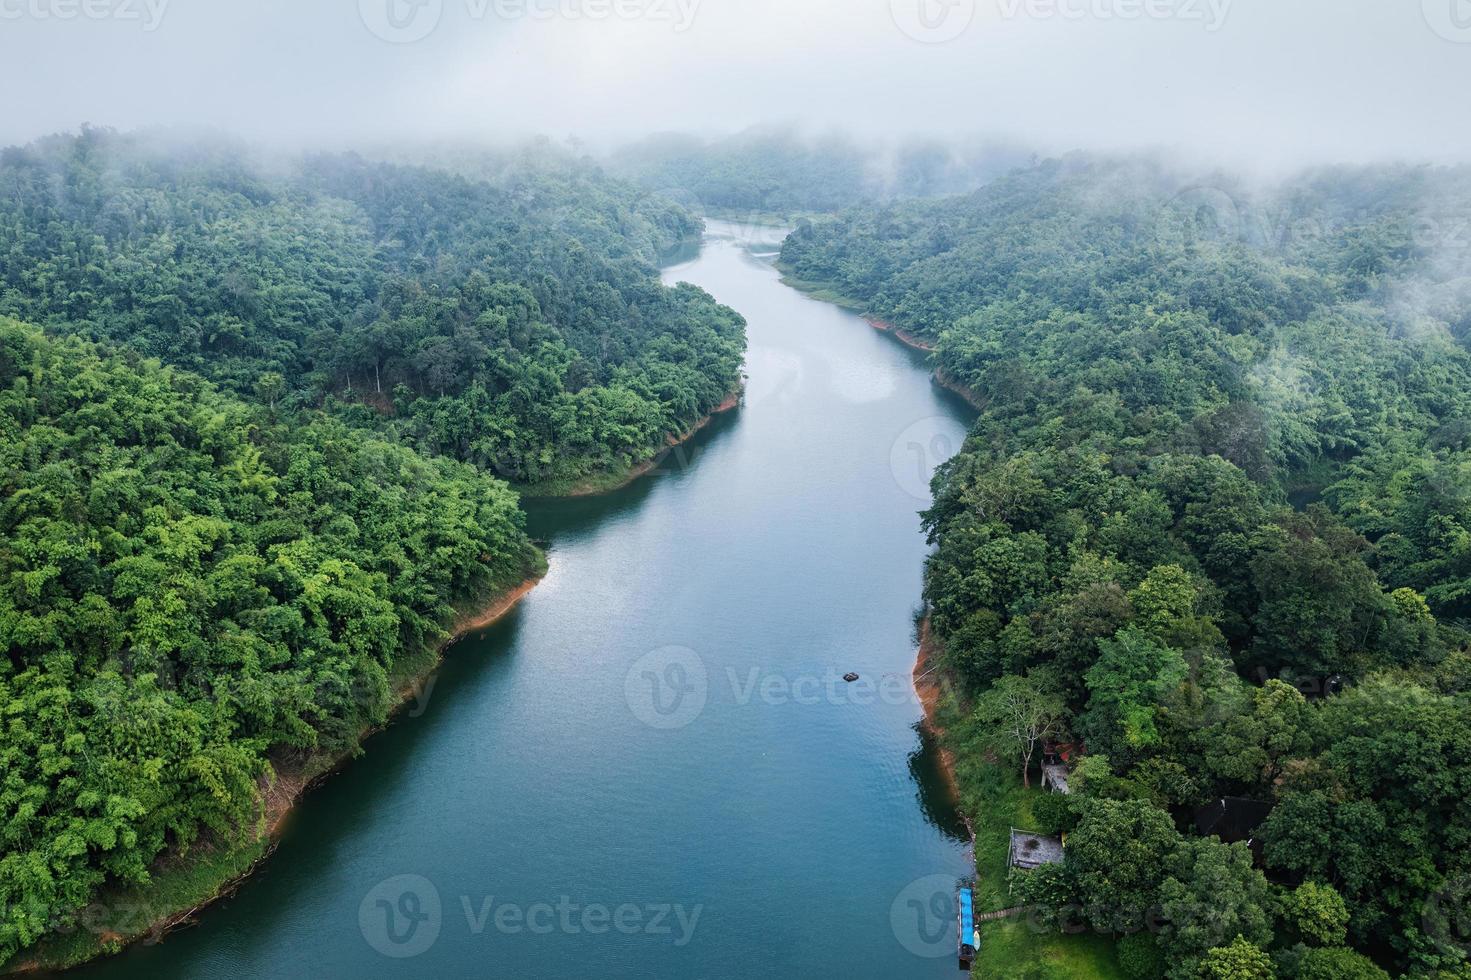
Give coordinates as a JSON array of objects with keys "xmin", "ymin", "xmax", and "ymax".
[
  {"xmin": 0, "ymin": 129, "xmax": 748, "ymax": 966},
  {"xmin": 0, "ymin": 320, "xmax": 545, "ymax": 963},
  {"xmin": 781, "ymin": 158, "xmax": 1471, "ymax": 978},
  {"xmin": 0, "ymin": 128, "xmax": 747, "ymax": 490}
]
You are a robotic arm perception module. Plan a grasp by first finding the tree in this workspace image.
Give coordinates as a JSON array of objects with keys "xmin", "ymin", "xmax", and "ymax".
[
  {"xmin": 1118, "ymin": 932, "xmax": 1167, "ymax": 980},
  {"xmin": 1082, "ymin": 628, "xmax": 1189, "ymax": 764},
  {"xmin": 1246, "ymin": 510, "xmax": 1388, "ymax": 681},
  {"xmin": 1067, "ymin": 799, "xmax": 1181, "ymax": 933},
  {"xmin": 1293, "ymin": 946, "xmax": 1390, "ymax": 980},
  {"xmin": 1199, "ymin": 680, "xmax": 1314, "ymax": 795},
  {"xmin": 968, "ymin": 673, "xmax": 1069, "ymax": 787},
  {"xmin": 1128, "ymin": 564, "xmax": 1224, "ymax": 652},
  {"xmin": 1199, "ymin": 937, "xmax": 1276, "ymax": 979},
  {"xmin": 254, "ymin": 371, "xmax": 286, "ymax": 412},
  {"xmin": 1157, "ymin": 838, "xmax": 1274, "ymax": 978},
  {"xmin": 1278, "ymin": 882, "xmax": 1350, "ymax": 947}
]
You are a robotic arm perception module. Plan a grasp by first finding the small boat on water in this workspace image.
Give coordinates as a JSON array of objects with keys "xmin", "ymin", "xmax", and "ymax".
[{"xmin": 957, "ymin": 885, "xmax": 977, "ymax": 971}]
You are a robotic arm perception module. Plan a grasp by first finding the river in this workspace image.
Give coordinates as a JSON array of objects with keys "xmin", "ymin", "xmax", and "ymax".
[{"xmin": 78, "ymin": 220, "xmax": 978, "ymax": 979}]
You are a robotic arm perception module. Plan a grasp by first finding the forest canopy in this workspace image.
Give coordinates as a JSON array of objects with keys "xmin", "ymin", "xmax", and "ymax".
[
  {"xmin": 0, "ymin": 128, "xmax": 747, "ymax": 489},
  {"xmin": 781, "ymin": 156, "xmax": 1471, "ymax": 978},
  {"xmin": 0, "ymin": 320, "xmax": 544, "ymax": 962},
  {"xmin": 0, "ymin": 128, "xmax": 749, "ymax": 964}
]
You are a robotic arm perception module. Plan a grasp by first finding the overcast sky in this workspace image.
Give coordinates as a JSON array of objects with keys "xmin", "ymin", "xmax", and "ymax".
[{"xmin": 1, "ymin": 0, "xmax": 1467, "ymax": 168}]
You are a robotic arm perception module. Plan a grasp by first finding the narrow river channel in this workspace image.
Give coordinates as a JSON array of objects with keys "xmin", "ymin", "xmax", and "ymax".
[{"xmin": 79, "ymin": 221, "xmax": 978, "ymax": 979}]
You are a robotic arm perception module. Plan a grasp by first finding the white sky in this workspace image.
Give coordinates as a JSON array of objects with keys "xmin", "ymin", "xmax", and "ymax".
[{"xmin": 2, "ymin": 0, "xmax": 1468, "ymax": 167}]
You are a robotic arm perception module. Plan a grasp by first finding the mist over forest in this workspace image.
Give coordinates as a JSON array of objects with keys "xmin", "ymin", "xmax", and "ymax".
[{"xmin": 3, "ymin": 2, "xmax": 1471, "ymax": 979}]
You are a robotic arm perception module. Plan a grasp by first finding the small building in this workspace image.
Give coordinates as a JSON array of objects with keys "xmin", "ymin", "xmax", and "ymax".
[
  {"xmin": 1041, "ymin": 741, "xmax": 1080, "ymax": 794},
  {"xmin": 1041, "ymin": 762, "xmax": 1070, "ymax": 794},
  {"xmin": 1008, "ymin": 828, "xmax": 1065, "ymax": 872}
]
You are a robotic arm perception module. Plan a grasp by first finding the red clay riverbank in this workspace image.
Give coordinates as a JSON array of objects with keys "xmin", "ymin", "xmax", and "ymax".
[
  {"xmin": 864, "ymin": 318, "xmax": 985, "ymax": 412},
  {"xmin": 913, "ymin": 618, "xmax": 962, "ymax": 803},
  {"xmin": 865, "ymin": 316, "xmax": 936, "ymax": 352}
]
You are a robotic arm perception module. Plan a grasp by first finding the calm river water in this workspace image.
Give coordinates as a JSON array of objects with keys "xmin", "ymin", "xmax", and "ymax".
[{"xmin": 80, "ymin": 221, "xmax": 977, "ymax": 978}]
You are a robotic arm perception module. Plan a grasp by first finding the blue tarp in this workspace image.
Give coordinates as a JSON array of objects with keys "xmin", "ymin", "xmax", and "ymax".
[{"xmin": 958, "ymin": 888, "xmax": 974, "ymax": 943}]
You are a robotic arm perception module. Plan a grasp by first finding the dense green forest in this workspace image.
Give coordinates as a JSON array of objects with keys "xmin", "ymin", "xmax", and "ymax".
[
  {"xmin": 0, "ymin": 128, "xmax": 746, "ymax": 489},
  {"xmin": 609, "ymin": 127, "xmax": 1031, "ymax": 217},
  {"xmin": 781, "ymin": 158, "xmax": 1471, "ymax": 978},
  {"xmin": 0, "ymin": 128, "xmax": 748, "ymax": 965},
  {"xmin": 0, "ymin": 320, "xmax": 544, "ymax": 962}
]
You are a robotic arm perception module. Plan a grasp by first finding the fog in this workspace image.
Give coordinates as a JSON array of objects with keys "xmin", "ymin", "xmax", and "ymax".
[{"xmin": 1, "ymin": 0, "xmax": 1467, "ymax": 168}]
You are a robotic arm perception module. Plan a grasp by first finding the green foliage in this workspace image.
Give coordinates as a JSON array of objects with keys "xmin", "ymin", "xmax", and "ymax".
[
  {"xmin": 968, "ymin": 672, "xmax": 1068, "ymax": 787},
  {"xmin": 1157, "ymin": 839, "xmax": 1275, "ymax": 979},
  {"xmin": 1278, "ymin": 883, "xmax": 1350, "ymax": 948},
  {"xmin": 0, "ymin": 128, "xmax": 747, "ymax": 488},
  {"xmin": 1067, "ymin": 799, "xmax": 1180, "ymax": 933},
  {"xmin": 1082, "ymin": 629, "xmax": 1188, "ymax": 764},
  {"xmin": 0, "ymin": 316, "xmax": 544, "ymax": 959},
  {"xmin": 1118, "ymin": 932, "xmax": 1167, "ymax": 980},
  {"xmin": 1009, "ymin": 862, "xmax": 1080, "ymax": 930},
  {"xmin": 1200, "ymin": 937, "xmax": 1277, "ymax": 979},
  {"xmin": 1031, "ymin": 790, "xmax": 1080, "ymax": 835},
  {"xmin": 1290, "ymin": 947, "xmax": 1389, "ymax": 980},
  {"xmin": 790, "ymin": 156, "xmax": 1471, "ymax": 976}
]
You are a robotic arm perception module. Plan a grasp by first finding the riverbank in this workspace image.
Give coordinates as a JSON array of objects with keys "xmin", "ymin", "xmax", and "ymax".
[
  {"xmin": 912, "ymin": 618, "xmax": 964, "ymax": 808},
  {"xmin": 520, "ymin": 384, "xmax": 744, "ymax": 497},
  {"xmin": 910, "ymin": 618, "xmax": 1125, "ymax": 978},
  {"xmin": 865, "ymin": 316, "xmax": 935, "ymax": 353},
  {"xmin": 4, "ymin": 570, "xmax": 547, "ymax": 975},
  {"xmin": 775, "ymin": 270, "xmax": 987, "ymax": 412}
]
